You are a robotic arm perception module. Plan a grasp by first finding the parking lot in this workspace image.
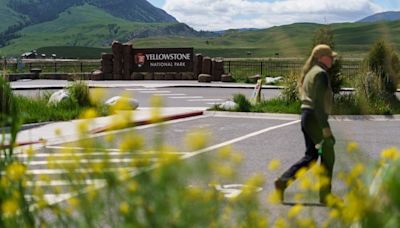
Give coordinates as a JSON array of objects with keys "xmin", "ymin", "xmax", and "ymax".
[{"xmin": 16, "ymin": 111, "xmax": 400, "ymax": 221}]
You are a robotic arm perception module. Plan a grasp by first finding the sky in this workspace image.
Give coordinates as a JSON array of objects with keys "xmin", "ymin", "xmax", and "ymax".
[{"xmin": 147, "ymin": 0, "xmax": 400, "ymax": 31}]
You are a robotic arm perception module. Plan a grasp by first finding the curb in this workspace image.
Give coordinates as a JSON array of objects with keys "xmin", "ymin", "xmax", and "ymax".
[
  {"xmin": 1, "ymin": 111, "xmax": 204, "ymax": 149},
  {"xmin": 90, "ymin": 110, "xmax": 204, "ymax": 134},
  {"xmin": 0, "ymin": 140, "xmax": 45, "ymax": 150}
]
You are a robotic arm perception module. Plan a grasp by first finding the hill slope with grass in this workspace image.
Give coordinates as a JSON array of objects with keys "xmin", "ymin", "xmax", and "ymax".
[
  {"xmin": 130, "ymin": 21, "xmax": 400, "ymax": 58},
  {"xmin": 0, "ymin": 4, "xmax": 198, "ymax": 56}
]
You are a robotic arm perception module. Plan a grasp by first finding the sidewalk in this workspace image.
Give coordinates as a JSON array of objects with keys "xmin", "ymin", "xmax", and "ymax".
[
  {"xmin": 2, "ymin": 107, "xmax": 205, "ymax": 150},
  {"xmin": 10, "ymin": 80, "xmax": 284, "ymax": 90}
]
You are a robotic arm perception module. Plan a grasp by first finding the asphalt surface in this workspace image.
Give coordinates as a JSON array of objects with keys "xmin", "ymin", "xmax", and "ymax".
[
  {"xmin": 10, "ymin": 82, "xmax": 400, "ymax": 224},
  {"xmin": 21, "ymin": 113, "xmax": 400, "ymax": 224}
]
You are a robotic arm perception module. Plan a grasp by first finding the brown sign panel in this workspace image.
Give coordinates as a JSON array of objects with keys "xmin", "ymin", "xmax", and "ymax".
[{"xmin": 133, "ymin": 48, "xmax": 194, "ymax": 72}]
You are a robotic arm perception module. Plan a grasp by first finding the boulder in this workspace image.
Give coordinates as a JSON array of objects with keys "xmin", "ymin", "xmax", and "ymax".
[
  {"xmin": 249, "ymin": 74, "xmax": 261, "ymax": 83},
  {"xmin": 198, "ymin": 74, "xmax": 212, "ymax": 83},
  {"xmin": 105, "ymin": 96, "xmax": 139, "ymax": 110},
  {"xmin": 221, "ymin": 74, "xmax": 234, "ymax": 82},
  {"xmin": 91, "ymin": 70, "xmax": 104, "ymax": 80},
  {"xmin": 182, "ymin": 72, "xmax": 194, "ymax": 80},
  {"xmin": 48, "ymin": 90, "xmax": 69, "ymax": 105},
  {"xmin": 219, "ymin": 101, "xmax": 237, "ymax": 110}
]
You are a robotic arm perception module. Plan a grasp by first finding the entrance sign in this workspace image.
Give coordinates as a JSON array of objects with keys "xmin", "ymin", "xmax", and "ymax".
[{"xmin": 133, "ymin": 48, "xmax": 194, "ymax": 72}]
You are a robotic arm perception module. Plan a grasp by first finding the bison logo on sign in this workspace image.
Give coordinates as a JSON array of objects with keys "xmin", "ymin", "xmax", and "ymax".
[{"xmin": 134, "ymin": 53, "xmax": 145, "ymax": 68}]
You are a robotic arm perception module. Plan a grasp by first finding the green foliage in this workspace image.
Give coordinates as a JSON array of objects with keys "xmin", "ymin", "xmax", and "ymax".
[
  {"xmin": 281, "ymin": 71, "xmax": 300, "ymax": 102},
  {"xmin": 363, "ymin": 40, "xmax": 399, "ymax": 100},
  {"xmin": 312, "ymin": 26, "xmax": 344, "ymax": 94},
  {"xmin": 233, "ymin": 93, "xmax": 251, "ymax": 112},
  {"xmin": 312, "ymin": 26, "xmax": 335, "ymax": 48},
  {"xmin": 0, "ymin": 75, "xmax": 20, "ymax": 159},
  {"xmin": 67, "ymin": 80, "xmax": 90, "ymax": 107}
]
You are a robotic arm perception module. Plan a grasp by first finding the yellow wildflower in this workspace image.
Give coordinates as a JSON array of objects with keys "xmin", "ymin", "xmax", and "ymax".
[
  {"xmin": 381, "ymin": 147, "xmax": 400, "ymax": 160},
  {"xmin": 274, "ymin": 217, "xmax": 288, "ymax": 228},
  {"xmin": 119, "ymin": 202, "xmax": 130, "ymax": 215},
  {"xmin": 267, "ymin": 190, "xmax": 282, "ymax": 205},
  {"xmin": 295, "ymin": 167, "xmax": 308, "ymax": 179},
  {"xmin": 217, "ymin": 146, "xmax": 232, "ymax": 159},
  {"xmin": 2, "ymin": 199, "xmax": 19, "ymax": 217},
  {"xmin": 347, "ymin": 141, "xmax": 359, "ymax": 153},
  {"xmin": 185, "ymin": 129, "xmax": 211, "ymax": 151},
  {"xmin": 6, "ymin": 162, "xmax": 26, "ymax": 181},
  {"xmin": 127, "ymin": 181, "xmax": 138, "ymax": 193},
  {"xmin": 80, "ymin": 108, "xmax": 97, "ymax": 119},
  {"xmin": 268, "ymin": 159, "xmax": 281, "ymax": 171},
  {"xmin": 89, "ymin": 88, "xmax": 106, "ymax": 105},
  {"xmin": 288, "ymin": 204, "xmax": 303, "ymax": 218}
]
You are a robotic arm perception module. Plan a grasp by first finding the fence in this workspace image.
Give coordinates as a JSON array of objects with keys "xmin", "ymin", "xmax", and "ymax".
[
  {"xmin": 0, "ymin": 59, "xmax": 101, "ymax": 74},
  {"xmin": 224, "ymin": 59, "xmax": 363, "ymax": 82}
]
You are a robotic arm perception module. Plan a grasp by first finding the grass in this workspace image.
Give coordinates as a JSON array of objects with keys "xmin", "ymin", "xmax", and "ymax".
[
  {"xmin": 14, "ymin": 93, "xmax": 108, "ymax": 124},
  {"xmin": 212, "ymin": 93, "xmax": 400, "ymax": 115}
]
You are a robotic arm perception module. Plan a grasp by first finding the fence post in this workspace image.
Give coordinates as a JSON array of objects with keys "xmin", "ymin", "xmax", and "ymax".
[
  {"xmin": 54, "ymin": 62, "xmax": 57, "ymax": 72},
  {"xmin": 260, "ymin": 61, "xmax": 263, "ymax": 76},
  {"xmin": 80, "ymin": 62, "xmax": 83, "ymax": 72},
  {"xmin": 228, "ymin": 61, "xmax": 231, "ymax": 73},
  {"xmin": 29, "ymin": 63, "xmax": 32, "ymax": 71}
]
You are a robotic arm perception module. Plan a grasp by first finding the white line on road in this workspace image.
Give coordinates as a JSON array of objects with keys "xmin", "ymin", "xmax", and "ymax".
[
  {"xmin": 24, "ymin": 167, "xmax": 136, "ymax": 175},
  {"xmin": 182, "ymin": 120, "xmax": 301, "ymax": 159},
  {"xmin": 139, "ymin": 91, "xmax": 171, "ymax": 94},
  {"xmin": 125, "ymin": 88, "xmax": 156, "ymax": 91},
  {"xmin": 26, "ymin": 158, "xmax": 158, "ymax": 166},
  {"xmin": 187, "ymin": 99, "xmax": 224, "ymax": 102},
  {"xmin": 169, "ymin": 96, "xmax": 204, "ymax": 99},
  {"xmin": 156, "ymin": 93, "xmax": 186, "ymax": 96},
  {"xmin": 27, "ymin": 179, "xmax": 106, "ymax": 187}
]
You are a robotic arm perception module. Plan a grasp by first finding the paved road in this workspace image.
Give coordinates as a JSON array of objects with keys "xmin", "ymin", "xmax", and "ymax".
[{"xmin": 17, "ymin": 112, "xmax": 400, "ymax": 223}]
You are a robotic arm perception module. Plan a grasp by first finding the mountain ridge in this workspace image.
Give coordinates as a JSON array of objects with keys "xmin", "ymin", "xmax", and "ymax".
[{"xmin": 357, "ymin": 11, "xmax": 400, "ymax": 22}]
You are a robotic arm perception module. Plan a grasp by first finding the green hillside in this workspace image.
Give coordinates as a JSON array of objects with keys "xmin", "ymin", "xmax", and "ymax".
[
  {"xmin": 0, "ymin": 4, "xmax": 175, "ymax": 56},
  {"xmin": 132, "ymin": 21, "xmax": 400, "ymax": 58},
  {"xmin": 0, "ymin": 0, "xmax": 25, "ymax": 32}
]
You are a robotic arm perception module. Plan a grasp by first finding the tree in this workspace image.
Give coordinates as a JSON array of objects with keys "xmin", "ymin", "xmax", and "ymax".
[
  {"xmin": 312, "ymin": 26, "xmax": 343, "ymax": 94},
  {"xmin": 365, "ymin": 40, "xmax": 399, "ymax": 100}
]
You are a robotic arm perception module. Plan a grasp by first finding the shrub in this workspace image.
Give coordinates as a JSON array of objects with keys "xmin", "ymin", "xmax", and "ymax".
[
  {"xmin": 281, "ymin": 71, "xmax": 299, "ymax": 102},
  {"xmin": 233, "ymin": 93, "xmax": 251, "ymax": 112},
  {"xmin": 67, "ymin": 80, "xmax": 91, "ymax": 107},
  {"xmin": 364, "ymin": 40, "xmax": 399, "ymax": 99},
  {"xmin": 312, "ymin": 26, "xmax": 344, "ymax": 94}
]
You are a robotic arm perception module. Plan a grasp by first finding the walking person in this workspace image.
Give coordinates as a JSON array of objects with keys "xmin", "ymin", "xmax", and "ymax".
[{"xmin": 274, "ymin": 44, "xmax": 337, "ymax": 204}]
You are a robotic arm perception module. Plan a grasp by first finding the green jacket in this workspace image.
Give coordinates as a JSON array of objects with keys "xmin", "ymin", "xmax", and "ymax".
[{"xmin": 300, "ymin": 63, "xmax": 333, "ymax": 128}]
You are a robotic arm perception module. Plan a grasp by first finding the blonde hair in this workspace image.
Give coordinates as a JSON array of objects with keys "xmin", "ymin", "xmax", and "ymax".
[
  {"xmin": 298, "ymin": 54, "xmax": 318, "ymax": 94},
  {"xmin": 298, "ymin": 44, "xmax": 334, "ymax": 94}
]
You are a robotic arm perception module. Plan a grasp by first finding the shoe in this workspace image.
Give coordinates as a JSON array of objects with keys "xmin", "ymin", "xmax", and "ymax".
[{"xmin": 274, "ymin": 179, "xmax": 286, "ymax": 202}]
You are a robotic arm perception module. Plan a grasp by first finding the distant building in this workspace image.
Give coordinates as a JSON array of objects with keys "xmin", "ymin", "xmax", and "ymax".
[{"xmin": 21, "ymin": 51, "xmax": 37, "ymax": 59}]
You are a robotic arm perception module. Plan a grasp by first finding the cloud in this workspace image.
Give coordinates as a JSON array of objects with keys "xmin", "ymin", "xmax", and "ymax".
[{"xmin": 163, "ymin": 0, "xmax": 383, "ymax": 30}]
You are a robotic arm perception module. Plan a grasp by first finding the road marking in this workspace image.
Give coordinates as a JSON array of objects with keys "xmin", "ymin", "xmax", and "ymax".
[
  {"xmin": 26, "ymin": 158, "xmax": 158, "ymax": 166},
  {"xmin": 156, "ymin": 93, "xmax": 186, "ymax": 96},
  {"xmin": 139, "ymin": 91, "xmax": 171, "ymax": 94},
  {"xmin": 39, "ymin": 119, "xmax": 298, "ymax": 205},
  {"xmin": 187, "ymin": 99, "xmax": 224, "ymax": 102},
  {"xmin": 24, "ymin": 167, "xmax": 136, "ymax": 175},
  {"xmin": 27, "ymin": 179, "xmax": 106, "ymax": 187},
  {"xmin": 169, "ymin": 96, "xmax": 204, "ymax": 99},
  {"xmin": 125, "ymin": 88, "xmax": 156, "ymax": 91},
  {"xmin": 183, "ymin": 120, "xmax": 300, "ymax": 159}
]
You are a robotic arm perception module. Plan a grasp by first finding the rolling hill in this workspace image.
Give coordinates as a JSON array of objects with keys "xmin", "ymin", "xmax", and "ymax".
[
  {"xmin": 128, "ymin": 21, "xmax": 400, "ymax": 58},
  {"xmin": 358, "ymin": 11, "xmax": 400, "ymax": 23}
]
